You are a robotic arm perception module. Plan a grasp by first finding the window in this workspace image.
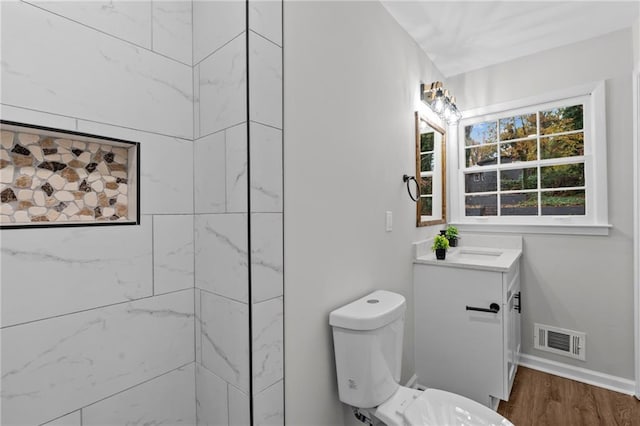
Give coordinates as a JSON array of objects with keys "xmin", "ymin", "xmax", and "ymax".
[{"xmin": 453, "ymin": 82, "xmax": 608, "ymax": 234}]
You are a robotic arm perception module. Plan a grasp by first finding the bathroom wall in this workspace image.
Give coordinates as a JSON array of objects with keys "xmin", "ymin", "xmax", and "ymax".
[
  {"xmin": 284, "ymin": 1, "xmax": 444, "ymax": 425},
  {"xmin": 448, "ymin": 29, "xmax": 635, "ymax": 382},
  {"xmin": 1, "ymin": 1, "xmax": 196, "ymax": 425},
  {"xmin": 193, "ymin": 1, "xmax": 283, "ymax": 424},
  {"xmin": 634, "ymin": 17, "xmax": 640, "ymax": 69}
]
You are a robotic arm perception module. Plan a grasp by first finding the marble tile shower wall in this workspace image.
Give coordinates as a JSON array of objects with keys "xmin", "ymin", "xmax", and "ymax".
[
  {"xmin": 1, "ymin": 2, "xmax": 196, "ymax": 425},
  {"xmin": 192, "ymin": 1, "xmax": 284, "ymax": 425},
  {"xmin": 1, "ymin": 1, "xmax": 283, "ymax": 424}
]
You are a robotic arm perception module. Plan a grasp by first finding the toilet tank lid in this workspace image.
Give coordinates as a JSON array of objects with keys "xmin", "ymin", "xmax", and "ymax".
[{"xmin": 329, "ymin": 290, "xmax": 406, "ymax": 331}]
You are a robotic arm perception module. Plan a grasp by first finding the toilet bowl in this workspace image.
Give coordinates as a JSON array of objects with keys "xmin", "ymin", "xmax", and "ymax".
[
  {"xmin": 330, "ymin": 290, "xmax": 513, "ymax": 426},
  {"xmin": 375, "ymin": 386, "xmax": 513, "ymax": 426}
]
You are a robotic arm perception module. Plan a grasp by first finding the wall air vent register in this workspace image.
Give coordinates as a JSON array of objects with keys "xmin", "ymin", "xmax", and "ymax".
[{"xmin": 534, "ymin": 323, "xmax": 586, "ymax": 361}]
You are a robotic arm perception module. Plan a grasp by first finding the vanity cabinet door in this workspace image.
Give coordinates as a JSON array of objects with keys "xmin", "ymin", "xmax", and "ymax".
[{"xmin": 414, "ymin": 264, "xmax": 504, "ymax": 408}]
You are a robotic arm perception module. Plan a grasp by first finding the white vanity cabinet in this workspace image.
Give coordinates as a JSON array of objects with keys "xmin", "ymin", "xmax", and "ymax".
[{"xmin": 413, "ymin": 254, "xmax": 521, "ymax": 409}]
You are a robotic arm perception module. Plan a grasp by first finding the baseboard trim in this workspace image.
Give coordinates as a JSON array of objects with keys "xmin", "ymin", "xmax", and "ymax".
[{"xmin": 519, "ymin": 354, "xmax": 636, "ymax": 396}]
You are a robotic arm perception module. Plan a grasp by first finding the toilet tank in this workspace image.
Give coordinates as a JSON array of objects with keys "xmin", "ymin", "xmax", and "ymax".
[{"xmin": 329, "ymin": 290, "xmax": 406, "ymax": 408}]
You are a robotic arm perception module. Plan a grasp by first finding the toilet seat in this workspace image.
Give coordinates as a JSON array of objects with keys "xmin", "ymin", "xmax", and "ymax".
[
  {"xmin": 402, "ymin": 389, "xmax": 514, "ymax": 426},
  {"xmin": 375, "ymin": 386, "xmax": 513, "ymax": 426}
]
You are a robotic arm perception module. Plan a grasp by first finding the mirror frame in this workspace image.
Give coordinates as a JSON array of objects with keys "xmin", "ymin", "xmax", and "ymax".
[{"xmin": 415, "ymin": 111, "xmax": 447, "ymax": 227}]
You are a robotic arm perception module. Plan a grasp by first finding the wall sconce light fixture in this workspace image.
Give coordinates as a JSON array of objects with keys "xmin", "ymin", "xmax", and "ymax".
[{"xmin": 420, "ymin": 82, "xmax": 462, "ymax": 125}]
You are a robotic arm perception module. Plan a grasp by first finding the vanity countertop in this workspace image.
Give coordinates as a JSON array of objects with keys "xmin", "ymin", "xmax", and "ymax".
[{"xmin": 413, "ymin": 234, "xmax": 522, "ymax": 272}]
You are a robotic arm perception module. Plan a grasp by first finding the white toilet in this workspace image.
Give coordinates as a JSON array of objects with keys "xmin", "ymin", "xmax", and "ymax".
[{"xmin": 329, "ymin": 290, "xmax": 514, "ymax": 426}]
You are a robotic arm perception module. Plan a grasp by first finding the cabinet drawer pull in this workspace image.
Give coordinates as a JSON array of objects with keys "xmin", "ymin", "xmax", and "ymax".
[
  {"xmin": 514, "ymin": 292, "xmax": 521, "ymax": 313},
  {"xmin": 466, "ymin": 303, "xmax": 500, "ymax": 314}
]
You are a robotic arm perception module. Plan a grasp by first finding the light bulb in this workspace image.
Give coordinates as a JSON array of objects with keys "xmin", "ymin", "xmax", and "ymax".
[
  {"xmin": 432, "ymin": 89, "xmax": 445, "ymax": 114},
  {"xmin": 447, "ymin": 105, "xmax": 462, "ymax": 124},
  {"xmin": 443, "ymin": 105, "xmax": 452, "ymax": 121}
]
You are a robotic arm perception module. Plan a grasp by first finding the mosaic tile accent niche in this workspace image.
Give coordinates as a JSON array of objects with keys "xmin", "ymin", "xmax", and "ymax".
[{"xmin": 0, "ymin": 121, "xmax": 139, "ymax": 227}]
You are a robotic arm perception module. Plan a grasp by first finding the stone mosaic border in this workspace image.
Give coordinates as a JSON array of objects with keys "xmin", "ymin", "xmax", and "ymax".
[{"xmin": 0, "ymin": 121, "xmax": 139, "ymax": 228}]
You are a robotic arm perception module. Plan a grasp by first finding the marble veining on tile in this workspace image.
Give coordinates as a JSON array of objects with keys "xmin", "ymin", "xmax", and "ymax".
[
  {"xmin": 0, "ymin": 290, "xmax": 195, "ymax": 425},
  {"xmin": 193, "ymin": 0, "xmax": 245, "ymax": 64},
  {"xmin": 152, "ymin": 1, "xmax": 193, "ymax": 65},
  {"xmin": 228, "ymin": 384, "xmax": 250, "ymax": 425},
  {"xmin": 200, "ymin": 291, "xmax": 250, "ymax": 392},
  {"xmin": 250, "ymin": 122, "xmax": 282, "ymax": 213},
  {"xmin": 27, "ymin": 1, "xmax": 153, "ymax": 48},
  {"xmin": 249, "ymin": 1, "xmax": 283, "ymax": 47},
  {"xmin": 153, "ymin": 215, "xmax": 195, "ymax": 295},
  {"xmin": 199, "ymin": 34, "xmax": 247, "ymax": 136},
  {"xmin": 249, "ymin": 32, "xmax": 282, "ymax": 129},
  {"xmin": 254, "ymin": 380, "xmax": 284, "ymax": 426},
  {"xmin": 194, "ymin": 132, "xmax": 226, "ymax": 214},
  {"xmin": 195, "ymin": 214, "xmax": 249, "ymax": 302},
  {"xmin": 196, "ymin": 363, "xmax": 229, "ymax": 425},
  {"xmin": 82, "ymin": 363, "xmax": 196, "ymax": 425},
  {"xmin": 251, "ymin": 213, "xmax": 283, "ymax": 302},
  {"xmin": 225, "ymin": 123, "xmax": 248, "ymax": 213},
  {"xmin": 0, "ymin": 129, "xmax": 132, "ymax": 225},
  {"xmin": 252, "ymin": 297, "xmax": 284, "ymax": 393},
  {"xmin": 2, "ymin": 2, "xmax": 194, "ymax": 139},
  {"xmin": 1, "ymin": 217, "xmax": 153, "ymax": 327}
]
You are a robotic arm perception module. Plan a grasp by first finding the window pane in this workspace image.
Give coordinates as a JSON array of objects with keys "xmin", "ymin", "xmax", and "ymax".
[
  {"xmin": 500, "ymin": 139, "xmax": 537, "ymax": 163},
  {"xmin": 419, "ymin": 176, "xmax": 433, "ymax": 195},
  {"xmin": 421, "ymin": 153, "xmax": 434, "ymax": 172},
  {"xmin": 541, "ymin": 190, "xmax": 585, "ymax": 215},
  {"xmin": 465, "ymin": 121, "xmax": 497, "ymax": 147},
  {"xmin": 466, "ymin": 145, "xmax": 498, "ymax": 167},
  {"xmin": 540, "ymin": 163, "xmax": 584, "ymax": 188},
  {"xmin": 465, "ymin": 171, "xmax": 497, "ymax": 193},
  {"xmin": 421, "ymin": 132, "xmax": 435, "ymax": 153},
  {"xmin": 500, "ymin": 167, "xmax": 537, "ymax": 190},
  {"xmin": 465, "ymin": 194, "xmax": 497, "ymax": 216},
  {"xmin": 420, "ymin": 196, "xmax": 433, "ymax": 216},
  {"xmin": 501, "ymin": 193, "xmax": 538, "ymax": 216},
  {"xmin": 499, "ymin": 113, "xmax": 536, "ymax": 141},
  {"xmin": 541, "ymin": 133, "xmax": 584, "ymax": 159},
  {"xmin": 540, "ymin": 105, "xmax": 583, "ymax": 135}
]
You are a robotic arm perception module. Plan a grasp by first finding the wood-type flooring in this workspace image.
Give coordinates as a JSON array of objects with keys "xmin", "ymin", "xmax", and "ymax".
[{"xmin": 497, "ymin": 367, "xmax": 640, "ymax": 426}]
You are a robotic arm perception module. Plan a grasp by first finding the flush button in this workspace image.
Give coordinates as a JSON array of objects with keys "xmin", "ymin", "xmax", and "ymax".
[{"xmin": 367, "ymin": 299, "xmax": 379, "ymax": 304}]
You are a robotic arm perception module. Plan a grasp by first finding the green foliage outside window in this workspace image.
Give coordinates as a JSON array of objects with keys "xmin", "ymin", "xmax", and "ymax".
[{"xmin": 463, "ymin": 104, "xmax": 586, "ymax": 216}]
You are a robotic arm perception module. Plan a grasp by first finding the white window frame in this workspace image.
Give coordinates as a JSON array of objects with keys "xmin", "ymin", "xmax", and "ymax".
[{"xmin": 449, "ymin": 81, "xmax": 610, "ymax": 235}]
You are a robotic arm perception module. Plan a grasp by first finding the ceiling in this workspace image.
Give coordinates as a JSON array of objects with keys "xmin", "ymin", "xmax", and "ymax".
[{"xmin": 381, "ymin": 1, "xmax": 640, "ymax": 77}]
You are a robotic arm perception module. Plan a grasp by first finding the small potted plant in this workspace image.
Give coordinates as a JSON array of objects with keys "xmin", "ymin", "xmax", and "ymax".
[
  {"xmin": 445, "ymin": 225, "xmax": 459, "ymax": 247},
  {"xmin": 432, "ymin": 235, "xmax": 450, "ymax": 260}
]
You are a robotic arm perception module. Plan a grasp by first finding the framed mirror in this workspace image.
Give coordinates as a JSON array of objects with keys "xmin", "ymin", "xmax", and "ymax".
[{"xmin": 415, "ymin": 112, "xmax": 446, "ymax": 226}]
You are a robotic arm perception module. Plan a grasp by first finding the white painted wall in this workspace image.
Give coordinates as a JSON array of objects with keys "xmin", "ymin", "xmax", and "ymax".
[
  {"xmin": 448, "ymin": 29, "xmax": 635, "ymax": 381},
  {"xmin": 284, "ymin": 2, "xmax": 444, "ymax": 424},
  {"xmin": 634, "ymin": 17, "xmax": 640, "ymax": 70}
]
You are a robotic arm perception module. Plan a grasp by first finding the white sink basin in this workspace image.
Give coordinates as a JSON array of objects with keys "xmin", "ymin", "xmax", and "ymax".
[
  {"xmin": 413, "ymin": 235, "xmax": 522, "ymax": 272},
  {"xmin": 454, "ymin": 248, "xmax": 503, "ymax": 260}
]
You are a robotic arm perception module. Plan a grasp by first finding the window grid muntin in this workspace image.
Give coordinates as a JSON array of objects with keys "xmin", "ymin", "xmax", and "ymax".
[{"xmin": 462, "ymin": 101, "xmax": 586, "ymax": 218}]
